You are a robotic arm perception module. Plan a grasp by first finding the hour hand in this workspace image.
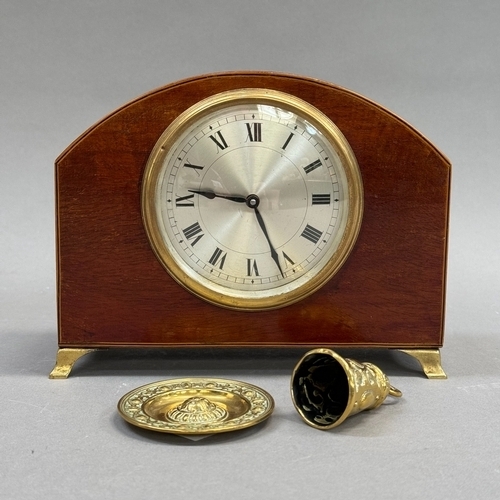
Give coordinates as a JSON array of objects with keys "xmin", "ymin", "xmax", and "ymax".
[{"xmin": 188, "ymin": 189, "xmax": 246, "ymax": 203}]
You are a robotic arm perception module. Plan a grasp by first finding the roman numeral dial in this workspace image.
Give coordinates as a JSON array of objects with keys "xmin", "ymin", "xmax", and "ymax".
[{"xmin": 143, "ymin": 88, "xmax": 363, "ymax": 310}]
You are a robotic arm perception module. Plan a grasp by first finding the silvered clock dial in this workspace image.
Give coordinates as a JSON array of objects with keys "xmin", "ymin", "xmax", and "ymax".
[{"xmin": 142, "ymin": 89, "xmax": 363, "ymax": 310}]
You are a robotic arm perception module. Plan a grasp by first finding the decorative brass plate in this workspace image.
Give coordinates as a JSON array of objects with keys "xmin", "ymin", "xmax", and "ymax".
[{"xmin": 117, "ymin": 377, "xmax": 275, "ymax": 435}]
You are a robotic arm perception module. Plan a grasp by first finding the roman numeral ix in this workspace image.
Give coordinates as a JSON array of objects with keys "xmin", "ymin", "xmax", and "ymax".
[{"xmin": 175, "ymin": 194, "xmax": 195, "ymax": 207}]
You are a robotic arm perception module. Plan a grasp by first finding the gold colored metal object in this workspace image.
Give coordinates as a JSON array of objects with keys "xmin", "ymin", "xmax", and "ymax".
[
  {"xmin": 291, "ymin": 348, "xmax": 402, "ymax": 430},
  {"xmin": 117, "ymin": 378, "xmax": 275, "ymax": 435},
  {"xmin": 49, "ymin": 348, "xmax": 98, "ymax": 379},
  {"xmin": 398, "ymin": 348, "xmax": 447, "ymax": 379}
]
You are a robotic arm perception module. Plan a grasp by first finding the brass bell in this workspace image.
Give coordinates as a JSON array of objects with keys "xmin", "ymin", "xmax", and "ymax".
[{"xmin": 291, "ymin": 348, "xmax": 402, "ymax": 429}]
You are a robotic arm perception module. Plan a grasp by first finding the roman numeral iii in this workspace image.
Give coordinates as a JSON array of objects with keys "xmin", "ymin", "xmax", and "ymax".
[{"xmin": 312, "ymin": 193, "xmax": 331, "ymax": 205}]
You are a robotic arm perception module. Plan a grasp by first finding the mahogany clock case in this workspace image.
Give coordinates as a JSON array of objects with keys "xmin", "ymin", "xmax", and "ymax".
[{"xmin": 55, "ymin": 72, "xmax": 451, "ymax": 349}]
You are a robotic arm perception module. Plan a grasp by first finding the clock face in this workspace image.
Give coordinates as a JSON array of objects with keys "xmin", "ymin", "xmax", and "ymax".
[{"xmin": 142, "ymin": 89, "xmax": 363, "ymax": 310}]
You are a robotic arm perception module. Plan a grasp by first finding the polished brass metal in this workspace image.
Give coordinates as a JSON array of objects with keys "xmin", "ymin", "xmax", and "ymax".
[
  {"xmin": 399, "ymin": 348, "xmax": 447, "ymax": 379},
  {"xmin": 118, "ymin": 377, "xmax": 274, "ymax": 435},
  {"xmin": 141, "ymin": 88, "xmax": 363, "ymax": 311},
  {"xmin": 49, "ymin": 348, "xmax": 98, "ymax": 379},
  {"xmin": 291, "ymin": 348, "xmax": 402, "ymax": 429}
]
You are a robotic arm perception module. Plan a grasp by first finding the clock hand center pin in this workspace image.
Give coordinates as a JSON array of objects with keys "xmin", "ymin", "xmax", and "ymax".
[{"xmin": 245, "ymin": 193, "xmax": 260, "ymax": 209}]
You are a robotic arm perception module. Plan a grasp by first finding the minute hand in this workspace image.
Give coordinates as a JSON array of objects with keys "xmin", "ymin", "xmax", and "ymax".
[
  {"xmin": 253, "ymin": 207, "xmax": 285, "ymax": 278},
  {"xmin": 188, "ymin": 189, "xmax": 246, "ymax": 203}
]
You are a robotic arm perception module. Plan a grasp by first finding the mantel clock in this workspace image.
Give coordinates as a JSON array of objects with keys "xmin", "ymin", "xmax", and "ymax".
[{"xmin": 50, "ymin": 72, "xmax": 450, "ymax": 379}]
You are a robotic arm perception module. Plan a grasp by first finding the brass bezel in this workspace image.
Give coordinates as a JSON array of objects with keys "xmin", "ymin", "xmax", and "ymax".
[{"xmin": 142, "ymin": 88, "xmax": 363, "ymax": 311}]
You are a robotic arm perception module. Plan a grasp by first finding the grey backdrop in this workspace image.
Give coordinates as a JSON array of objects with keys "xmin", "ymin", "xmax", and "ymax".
[{"xmin": 1, "ymin": 1, "xmax": 499, "ymax": 499}]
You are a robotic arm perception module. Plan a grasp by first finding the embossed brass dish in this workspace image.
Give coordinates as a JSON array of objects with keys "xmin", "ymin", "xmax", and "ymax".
[{"xmin": 118, "ymin": 377, "xmax": 274, "ymax": 435}]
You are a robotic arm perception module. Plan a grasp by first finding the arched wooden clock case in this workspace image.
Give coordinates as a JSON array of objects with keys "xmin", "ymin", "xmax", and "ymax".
[{"xmin": 50, "ymin": 72, "xmax": 450, "ymax": 379}]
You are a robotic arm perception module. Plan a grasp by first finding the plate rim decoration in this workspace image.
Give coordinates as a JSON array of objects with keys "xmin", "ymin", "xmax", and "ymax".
[{"xmin": 117, "ymin": 377, "xmax": 275, "ymax": 435}]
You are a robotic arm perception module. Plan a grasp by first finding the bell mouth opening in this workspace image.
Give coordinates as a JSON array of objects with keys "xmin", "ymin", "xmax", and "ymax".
[{"xmin": 291, "ymin": 352, "xmax": 349, "ymax": 428}]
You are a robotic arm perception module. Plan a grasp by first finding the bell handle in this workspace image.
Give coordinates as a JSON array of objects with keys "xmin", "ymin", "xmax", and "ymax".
[{"xmin": 389, "ymin": 385, "xmax": 403, "ymax": 398}]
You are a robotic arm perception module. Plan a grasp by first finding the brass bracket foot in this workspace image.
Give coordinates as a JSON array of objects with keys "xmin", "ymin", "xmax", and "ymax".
[
  {"xmin": 398, "ymin": 348, "xmax": 447, "ymax": 379},
  {"xmin": 49, "ymin": 348, "xmax": 98, "ymax": 379}
]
